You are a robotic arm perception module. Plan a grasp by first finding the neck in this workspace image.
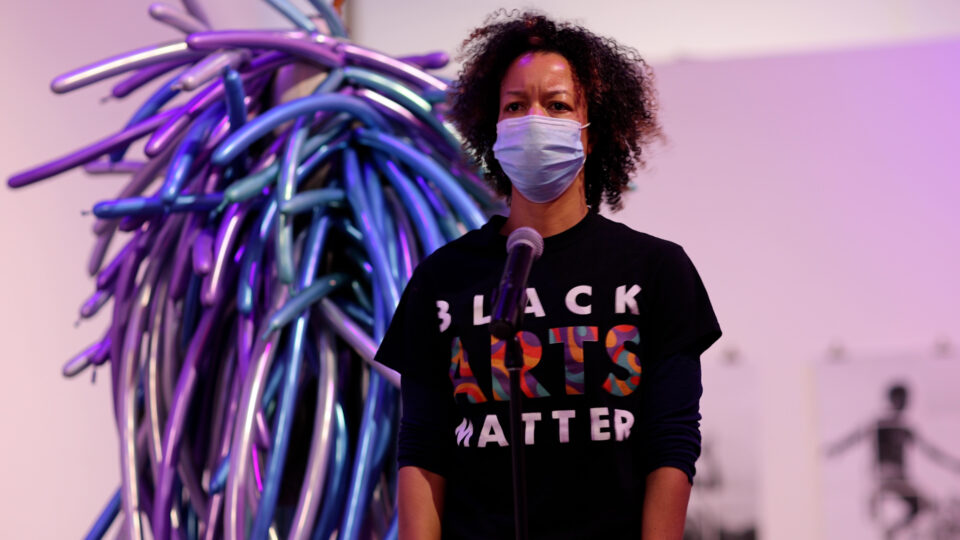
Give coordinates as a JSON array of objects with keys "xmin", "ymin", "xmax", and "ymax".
[{"xmin": 502, "ymin": 174, "xmax": 589, "ymax": 237}]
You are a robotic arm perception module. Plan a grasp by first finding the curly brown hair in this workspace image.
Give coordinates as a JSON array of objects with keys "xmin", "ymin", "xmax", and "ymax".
[{"xmin": 448, "ymin": 11, "xmax": 661, "ymax": 211}]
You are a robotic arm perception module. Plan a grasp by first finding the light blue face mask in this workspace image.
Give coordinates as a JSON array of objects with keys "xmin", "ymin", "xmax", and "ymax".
[{"xmin": 492, "ymin": 115, "xmax": 589, "ymax": 203}]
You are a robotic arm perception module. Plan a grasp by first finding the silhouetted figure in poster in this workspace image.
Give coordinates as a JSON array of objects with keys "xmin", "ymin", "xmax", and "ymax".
[
  {"xmin": 684, "ymin": 438, "xmax": 758, "ymax": 540},
  {"xmin": 826, "ymin": 383, "xmax": 960, "ymax": 539}
]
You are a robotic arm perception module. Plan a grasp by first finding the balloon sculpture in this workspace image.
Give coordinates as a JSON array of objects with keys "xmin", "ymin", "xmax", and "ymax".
[{"xmin": 8, "ymin": 1, "xmax": 500, "ymax": 538}]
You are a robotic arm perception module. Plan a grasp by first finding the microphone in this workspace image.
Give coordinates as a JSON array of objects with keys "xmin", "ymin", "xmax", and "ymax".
[{"xmin": 490, "ymin": 227, "xmax": 544, "ymax": 340}]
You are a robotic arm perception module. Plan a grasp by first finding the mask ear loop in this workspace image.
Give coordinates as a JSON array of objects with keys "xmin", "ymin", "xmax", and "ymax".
[{"xmin": 580, "ymin": 122, "xmax": 591, "ymax": 163}]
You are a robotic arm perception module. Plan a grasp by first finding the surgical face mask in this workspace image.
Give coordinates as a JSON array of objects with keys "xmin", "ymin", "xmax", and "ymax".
[{"xmin": 492, "ymin": 115, "xmax": 589, "ymax": 203}]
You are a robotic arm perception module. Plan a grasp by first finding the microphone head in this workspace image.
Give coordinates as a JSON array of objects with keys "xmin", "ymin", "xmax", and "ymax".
[{"xmin": 506, "ymin": 226, "xmax": 544, "ymax": 259}]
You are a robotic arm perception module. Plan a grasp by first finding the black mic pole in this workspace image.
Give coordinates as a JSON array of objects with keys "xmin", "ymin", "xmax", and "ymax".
[
  {"xmin": 491, "ymin": 227, "xmax": 543, "ymax": 540},
  {"xmin": 505, "ymin": 336, "xmax": 527, "ymax": 540}
]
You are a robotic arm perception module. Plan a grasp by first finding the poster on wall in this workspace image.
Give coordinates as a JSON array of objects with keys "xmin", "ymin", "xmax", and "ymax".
[
  {"xmin": 816, "ymin": 355, "xmax": 960, "ymax": 540},
  {"xmin": 684, "ymin": 358, "xmax": 761, "ymax": 540}
]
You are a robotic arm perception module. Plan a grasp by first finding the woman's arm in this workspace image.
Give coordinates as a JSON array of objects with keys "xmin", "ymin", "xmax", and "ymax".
[
  {"xmin": 641, "ymin": 466, "xmax": 692, "ymax": 540},
  {"xmin": 399, "ymin": 465, "xmax": 446, "ymax": 540},
  {"xmin": 638, "ymin": 244, "xmax": 719, "ymax": 538},
  {"xmin": 636, "ymin": 351, "xmax": 702, "ymax": 539}
]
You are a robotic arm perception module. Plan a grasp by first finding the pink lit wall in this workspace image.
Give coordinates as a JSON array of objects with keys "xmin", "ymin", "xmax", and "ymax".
[
  {"xmin": 352, "ymin": 0, "xmax": 960, "ymax": 67},
  {"xmin": 1, "ymin": 1, "xmax": 958, "ymax": 538},
  {"xmin": 614, "ymin": 38, "xmax": 960, "ymax": 538}
]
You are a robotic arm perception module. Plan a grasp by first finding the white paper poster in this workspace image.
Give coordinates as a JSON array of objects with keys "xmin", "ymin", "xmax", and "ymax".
[
  {"xmin": 685, "ymin": 359, "xmax": 761, "ymax": 540},
  {"xmin": 817, "ymin": 356, "xmax": 960, "ymax": 539}
]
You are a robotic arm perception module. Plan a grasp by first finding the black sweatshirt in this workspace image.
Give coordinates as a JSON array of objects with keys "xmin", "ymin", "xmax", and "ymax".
[{"xmin": 375, "ymin": 212, "xmax": 722, "ymax": 539}]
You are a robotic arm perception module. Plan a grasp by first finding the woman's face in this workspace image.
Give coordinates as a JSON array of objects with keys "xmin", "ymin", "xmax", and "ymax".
[{"xmin": 498, "ymin": 51, "xmax": 590, "ymax": 153}]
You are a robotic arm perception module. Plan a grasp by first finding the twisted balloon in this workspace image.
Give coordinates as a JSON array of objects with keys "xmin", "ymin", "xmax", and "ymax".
[{"xmin": 8, "ymin": 2, "xmax": 501, "ymax": 539}]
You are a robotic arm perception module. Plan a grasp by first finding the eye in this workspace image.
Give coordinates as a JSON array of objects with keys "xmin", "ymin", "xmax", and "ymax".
[
  {"xmin": 504, "ymin": 102, "xmax": 523, "ymax": 112},
  {"xmin": 549, "ymin": 101, "xmax": 572, "ymax": 112}
]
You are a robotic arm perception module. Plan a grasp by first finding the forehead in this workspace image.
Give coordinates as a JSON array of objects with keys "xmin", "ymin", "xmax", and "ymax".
[{"xmin": 500, "ymin": 51, "xmax": 577, "ymax": 91}]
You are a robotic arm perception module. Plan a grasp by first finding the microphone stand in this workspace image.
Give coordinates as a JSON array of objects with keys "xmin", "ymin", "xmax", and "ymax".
[
  {"xmin": 505, "ymin": 334, "xmax": 529, "ymax": 540},
  {"xmin": 491, "ymin": 226, "xmax": 541, "ymax": 540}
]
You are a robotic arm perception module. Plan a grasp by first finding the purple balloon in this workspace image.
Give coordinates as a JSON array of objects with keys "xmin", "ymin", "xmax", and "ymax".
[
  {"xmin": 145, "ymin": 51, "xmax": 288, "ymax": 157},
  {"xmin": 111, "ymin": 58, "xmax": 194, "ymax": 99},
  {"xmin": 80, "ymin": 289, "xmax": 114, "ymax": 319},
  {"xmin": 51, "ymin": 40, "xmax": 202, "ymax": 94},
  {"xmin": 180, "ymin": 0, "xmax": 211, "ymax": 27},
  {"xmin": 149, "ymin": 2, "xmax": 209, "ymax": 34},
  {"xmin": 62, "ymin": 338, "xmax": 108, "ymax": 378},
  {"xmin": 192, "ymin": 227, "xmax": 215, "ymax": 274},
  {"xmin": 93, "ymin": 141, "xmax": 180, "ymax": 236},
  {"xmin": 398, "ymin": 51, "xmax": 450, "ymax": 70},
  {"xmin": 84, "ymin": 160, "xmax": 146, "ymax": 174},
  {"xmin": 117, "ymin": 214, "xmax": 182, "ymax": 540},
  {"xmin": 186, "ymin": 30, "xmax": 342, "ymax": 69},
  {"xmin": 8, "ymin": 108, "xmax": 180, "ymax": 188},
  {"xmin": 176, "ymin": 50, "xmax": 250, "ymax": 91},
  {"xmin": 201, "ymin": 203, "xmax": 246, "ymax": 306},
  {"xmin": 341, "ymin": 43, "xmax": 446, "ymax": 92},
  {"xmin": 153, "ymin": 304, "xmax": 223, "ymax": 540}
]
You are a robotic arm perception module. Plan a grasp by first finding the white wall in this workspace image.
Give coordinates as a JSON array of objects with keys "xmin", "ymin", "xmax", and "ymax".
[
  {"xmin": 1, "ymin": 1, "xmax": 958, "ymax": 538},
  {"xmin": 619, "ymin": 40, "xmax": 960, "ymax": 539},
  {"xmin": 352, "ymin": 0, "xmax": 960, "ymax": 68}
]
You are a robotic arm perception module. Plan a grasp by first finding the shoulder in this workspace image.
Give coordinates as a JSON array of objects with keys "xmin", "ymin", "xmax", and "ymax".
[
  {"xmin": 430, "ymin": 226, "xmax": 497, "ymax": 263},
  {"xmin": 590, "ymin": 213, "xmax": 687, "ymax": 263},
  {"xmin": 404, "ymin": 218, "xmax": 503, "ymax": 289}
]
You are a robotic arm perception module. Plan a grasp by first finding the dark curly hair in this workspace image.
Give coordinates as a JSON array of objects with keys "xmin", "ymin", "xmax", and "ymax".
[{"xmin": 448, "ymin": 11, "xmax": 661, "ymax": 211}]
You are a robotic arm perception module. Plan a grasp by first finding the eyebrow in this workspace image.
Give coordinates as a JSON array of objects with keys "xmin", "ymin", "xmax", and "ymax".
[{"xmin": 501, "ymin": 89, "xmax": 573, "ymax": 98}]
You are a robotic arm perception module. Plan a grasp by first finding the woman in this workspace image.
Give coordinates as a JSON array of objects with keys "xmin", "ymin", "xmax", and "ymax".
[{"xmin": 375, "ymin": 11, "xmax": 721, "ymax": 539}]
